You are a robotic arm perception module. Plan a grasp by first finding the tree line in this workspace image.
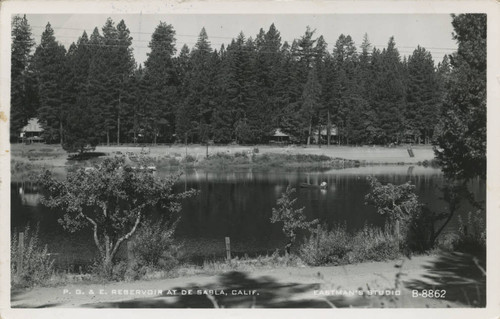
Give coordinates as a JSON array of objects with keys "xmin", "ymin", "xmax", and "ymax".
[{"xmin": 12, "ymin": 16, "xmax": 453, "ymax": 148}]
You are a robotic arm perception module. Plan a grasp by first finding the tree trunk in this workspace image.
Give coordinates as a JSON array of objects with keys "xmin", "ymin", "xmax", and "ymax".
[
  {"xmin": 117, "ymin": 92, "xmax": 121, "ymax": 145},
  {"xmin": 317, "ymin": 117, "xmax": 321, "ymax": 147},
  {"xmin": 103, "ymin": 234, "xmax": 113, "ymax": 276},
  {"xmin": 307, "ymin": 118, "xmax": 312, "ymax": 146},
  {"xmin": 117, "ymin": 115, "xmax": 120, "ymax": 145},
  {"xmin": 59, "ymin": 121, "xmax": 63, "ymax": 146},
  {"xmin": 106, "ymin": 130, "xmax": 110, "ymax": 146},
  {"xmin": 327, "ymin": 110, "xmax": 331, "ymax": 146}
]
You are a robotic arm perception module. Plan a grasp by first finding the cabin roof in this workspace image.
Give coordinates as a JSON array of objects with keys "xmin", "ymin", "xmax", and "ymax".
[{"xmin": 21, "ymin": 118, "xmax": 43, "ymax": 133}]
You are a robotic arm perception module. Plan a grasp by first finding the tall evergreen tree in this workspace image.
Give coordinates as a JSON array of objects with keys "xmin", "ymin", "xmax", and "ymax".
[
  {"xmin": 88, "ymin": 18, "xmax": 135, "ymax": 145},
  {"xmin": 332, "ymin": 34, "xmax": 360, "ymax": 144},
  {"xmin": 405, "ymin": 46, "xmax": 440, "ymax": 144},
  {"xmin": 10, "ymin": 15, "xmax": 36, "ymax": 142},
  {"xmin": 143, "ymin": 22, "xmax": 177, "ymax": 144},
  {"xmin": 372, "ymin": 37, "xmax": 406, "ymax": 144},
  {"xmin": 177, "ymin": 27, "xmax": 215, "ymax": 143},
  {"xmin": 62, "ymin": 32, "xmax": 100, "ymax": 153},
  {"xmin": 32, "ymin": 22, "xmax": 67, "ymax": 144}
]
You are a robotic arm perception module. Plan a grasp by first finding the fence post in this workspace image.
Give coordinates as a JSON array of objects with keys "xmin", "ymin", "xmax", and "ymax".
[
  {"xmin": 18, "ymin": 232, "xmax": 24, "ymax": 276},
  {"xmin": 225, "ymin": 237, "xmax": 231, "ymax": 261}
]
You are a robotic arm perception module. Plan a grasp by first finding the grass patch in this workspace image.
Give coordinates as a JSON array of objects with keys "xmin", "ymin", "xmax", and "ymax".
[
  {"xmin": 197, "ymin": 152, "xmax": 359, "ymax": 169},
  {"xmin": 299, "ymin": 224, "xmax": 400, "ymax": 266},
  {"xmin": 11, "ymin": 224, "xmax": 55, "ymax": 288}
]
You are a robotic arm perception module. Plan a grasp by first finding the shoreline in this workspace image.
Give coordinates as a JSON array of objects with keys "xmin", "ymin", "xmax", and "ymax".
[{"xmin": 10, "ymin": 144, "xmax": 438, "ymax": 170}]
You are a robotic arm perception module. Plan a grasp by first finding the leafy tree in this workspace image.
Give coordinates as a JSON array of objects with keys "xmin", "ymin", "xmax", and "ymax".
[
  {"xmin": 435, "ymin": 14, "xmax": 486, "ymax": 181},
  {"xmin": 10, "ymin": 15, "xmax": 36, "ymax": 142},
  {"xmin": 364, "ymin": 176, "xmax": 420, "ymax": 223},
  {"xmin": 271, "ymin": 186, "xmax": 318, "ymax": 254},
  {"xmin": 38, "ymin": 157, "xmax": 198, "ymax": 275}
]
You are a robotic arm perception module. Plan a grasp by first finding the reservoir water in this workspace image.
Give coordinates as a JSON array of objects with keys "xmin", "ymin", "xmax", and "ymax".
[{"xmin": 11, "ymin": 165, "xmax": 485, "ymax": 269}]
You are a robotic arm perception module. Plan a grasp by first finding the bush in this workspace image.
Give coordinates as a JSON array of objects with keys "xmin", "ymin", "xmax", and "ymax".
[
  {"xmin": 234, "ymin": 151, "xmax": 248, "ymax": 158},
  {"xmin": 131, "ymin": 218, "xmax": 182, "ymax": 271},
  {"xmin": 452, "ymin": 211, "xmax": 486, "ymax": 255},
  {"xmin": 405, "ymin": 206, "xmax": 440, "ymax": 253},
  {"xmin": 182, "ymin": 154, "xmax": 197, "ymax": 163},
  {"xmin": 350, "ymin": 225, "xmax": 400, "ymax": 262},
  {"xmin": 11, "ymin": 224, "xmax": 55, "ymax": 288},
  {"xmin": 299, "ymin": 225, "xmax": 351, "ymax": 266},
  {"xmin": 299, "ymin": 224, "xmax": 401, "ymax": 266}
]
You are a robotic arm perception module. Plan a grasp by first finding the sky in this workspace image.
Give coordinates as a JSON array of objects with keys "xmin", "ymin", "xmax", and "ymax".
[{"xmin": 24, "ymin": 14, "xmax": 457, "ymax": 66}]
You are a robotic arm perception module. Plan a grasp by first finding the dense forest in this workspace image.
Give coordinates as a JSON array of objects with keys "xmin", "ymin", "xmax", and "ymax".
[{"xmin": 11, "ymin": 16, "xmax": 455, "ymax": 147}]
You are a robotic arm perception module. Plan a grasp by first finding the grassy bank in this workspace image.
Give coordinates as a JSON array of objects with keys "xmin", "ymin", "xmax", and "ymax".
[{"xmin": 10, "ymin": 143, "xmax": 437, "ymax": 170}]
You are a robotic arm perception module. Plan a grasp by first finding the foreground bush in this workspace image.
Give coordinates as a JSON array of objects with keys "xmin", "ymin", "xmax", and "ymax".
[
  {"xmin": 11, "ymin": 224, "xmax": 55, "ymax": 288},
  {"xmin": 299, "ymin": 224, "xmax": 400, "ymax": 266},
  {"xmin": 351, "ymin": 225, "xmax": 400, "ymax": 263},
  {"xmin": 132, "ymin": 218, "xmax": 182, "ymax": 269},
  {"xmin": 452, "ymin": 211, "xmax": 486, "ymax": 255},
  {"xmin": 299, "ymin": 225, "xmax": 351, "ymax": 266}
]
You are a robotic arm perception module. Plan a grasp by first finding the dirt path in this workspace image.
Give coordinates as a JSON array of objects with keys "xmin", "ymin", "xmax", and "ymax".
[{"xmin": 11, "ymin": 253, "xmax": 483, "ymax": 308}]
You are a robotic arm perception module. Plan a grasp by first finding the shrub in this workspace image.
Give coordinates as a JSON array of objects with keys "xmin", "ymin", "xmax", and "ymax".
[
  {"xmin": 452, "ymin": 211, "xmax": 486, "ymax": 255},
  {"xmin": 234, "ymin": 151, "xmax": 248, "ymax": 158},
  {"xmin": 299, "ymin": 225, "xmax": 351, "ymax": 266},
  {"xmin": 131, "ymin": 218, "xmax": 182, "ymax": 271},
  {"xmin": 271, "ymin": 186, "xmax": 318, "ymax": 254},
  {"xmin": 299, "ymin": 224, "xmax": 401, "ymax": 266},
  {"xmin": 351, "ymin": 225, "xmax": 400, "ymax": 262},
  {"xmin": 405, "ymin": 206, "xmax": 440, "ymax": 253},
  {"xmin": 11, "ymin": 224, "xmax": 55, "ymax": 288},
  {"xmin": 183, "ymin": 154, "xmax": 197, "ymax": 163}
]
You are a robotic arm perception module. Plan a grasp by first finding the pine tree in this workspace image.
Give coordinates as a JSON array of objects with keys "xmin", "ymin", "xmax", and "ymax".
[
  {"xmin": 10, "ymin": 15, "xmax": 36, "ymax": 142},
  {"xmin": 281, "ymin": 27, "xmax": 321, "ymax": 143},
  {"xmin": 373, "ymin": 37, "xmax": 406, "ymax": 144},
  {"xmin": 178, "ymin": 28, "xmax": 215, "ymax": 143},
  {"xmin": 89, "ymin": 18, "xmax": 135, "ymax": 145},
  {"xmin": 406, "ymin": 46, "xmax": 440, "ymax": 144},
  {"xmin": 87, "ymin": 27, "xmax": 107, "ymax": 143},
  {"xmin": 62, "ymin": 32, "xmax": 100, "ymax": 153},
  {"xmin": 332, "ymin": 34, "xmax": 360, "ymax": 145},
  {"xmin": 32, "ymin": 22, "xmax": 67, "ymax": 144},
  {"xmin": 143, "ymin": 22, "xmax": 177, "ymax": 144}
]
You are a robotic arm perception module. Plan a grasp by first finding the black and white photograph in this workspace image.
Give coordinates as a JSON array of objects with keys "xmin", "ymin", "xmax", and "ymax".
[{"xmin": 0, "ymin": 1, "xmax": 498, "ymax": 317}]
